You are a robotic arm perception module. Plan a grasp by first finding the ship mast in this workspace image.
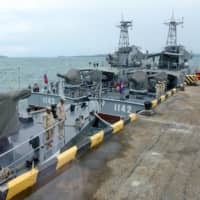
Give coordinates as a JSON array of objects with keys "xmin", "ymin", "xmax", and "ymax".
[
  {"xmin": 164, "ymin": 12, "xmax": 183, "ymax": 46},
  {"xmin": 117, "ymin": 19, "xmax": 132, "ymax": 49}
]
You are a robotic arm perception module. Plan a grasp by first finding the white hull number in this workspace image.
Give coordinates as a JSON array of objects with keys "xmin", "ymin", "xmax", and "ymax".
[{"xmin": 114, "ymin": 103, "xmax": 132, "ymax": 113}]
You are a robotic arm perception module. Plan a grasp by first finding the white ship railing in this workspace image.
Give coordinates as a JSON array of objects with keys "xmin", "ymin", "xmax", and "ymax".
[{"xmin": 0, "ymin": 119, "xmax": 69, "ymax": 180}]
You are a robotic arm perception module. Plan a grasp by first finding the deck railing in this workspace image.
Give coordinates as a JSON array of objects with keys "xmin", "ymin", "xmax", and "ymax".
[{"xmin": 0, "ymin": 119, "xmax": 68, "ymax": 180}]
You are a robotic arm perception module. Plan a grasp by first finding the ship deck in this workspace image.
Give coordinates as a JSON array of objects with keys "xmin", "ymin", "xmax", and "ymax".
[{"xmin": 0, "ymin": 100, "xmax": 100, "ymax": 171}]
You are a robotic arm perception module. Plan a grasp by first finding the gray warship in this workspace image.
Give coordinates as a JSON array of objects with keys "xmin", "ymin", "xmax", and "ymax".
[
  {"xmin": 0, "ymin": 88, "xmax": 118, "ymax": 186},
  {"xmin": 27, "ymin": 19, "xmax": 149, "ymax": 116},
  {"xmin": 85, "ymin": 14, "xmax": 192, "ymax": 116},
  {"xmin": 106, "ymin": 20, "xmax": 147, "ymax": 68},
  {"xmin": 95, "ymin": 14, "xmax": 192, "ymax": 115},
  {"xmin": 28, "ymin": 14, "xmax": 192, "ymax": 117}
]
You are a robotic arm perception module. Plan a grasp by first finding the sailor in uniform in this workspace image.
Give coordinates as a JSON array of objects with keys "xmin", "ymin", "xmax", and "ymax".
[
  {"xmin": 155, "ymin": 82, "xmax": 160, "ymax": 99},
  {"xmin": 43, "ymin": 107, "xmax": 55, "ymax": 148},
  {"xmin": 161, "ymin": 81, "xmax": 166, "ymax": 95},
  {"xmin": 163, "ymin": 81, "xmax": 166, "ymax": 94},
  {"xmin": 56, "ymin": 97, "xmax": 66, "ymax": 140}
]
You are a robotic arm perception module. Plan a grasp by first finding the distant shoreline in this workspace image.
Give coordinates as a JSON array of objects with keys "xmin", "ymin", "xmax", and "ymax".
[
  {"xmin": 57, "ymin": 54, "xmax": 107, "ymax": 58},
  {"xmin": 0, "ymin": 54, "xmax": 107, "ymax": 59},
  {"xmin": 0, "ymin": 53, "xmax": 199, "ymax": 58}
]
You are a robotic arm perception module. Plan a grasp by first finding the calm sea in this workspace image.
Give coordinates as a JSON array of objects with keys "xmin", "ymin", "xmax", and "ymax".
[
  {"xmin": 0, "ymin": 56, "xmax": 107, "ymax": 92},
  {"xmin": 0, "ymin": 55, "xmax": 199, "ymax": 92}
]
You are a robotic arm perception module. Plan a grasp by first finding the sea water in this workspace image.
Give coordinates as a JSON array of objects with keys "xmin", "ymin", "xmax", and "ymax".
[
  {"xmin": 0, "ymin": 56, "xmax": 107, "ymax": 92},
  {"xmin": 0, "ymin": 55, "xmax": 199, "ymax": 92}
]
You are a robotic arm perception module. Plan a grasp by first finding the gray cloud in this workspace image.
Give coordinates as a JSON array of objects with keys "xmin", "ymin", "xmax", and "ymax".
[{"xmin": 0, "ymin": 0, "xmax": 199, "ymax": 56}]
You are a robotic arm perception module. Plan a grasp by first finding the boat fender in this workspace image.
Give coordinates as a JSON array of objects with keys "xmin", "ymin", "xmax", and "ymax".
[{"xmin": 144, "ymin": 101, "xmax": 152, "ymax": 110}]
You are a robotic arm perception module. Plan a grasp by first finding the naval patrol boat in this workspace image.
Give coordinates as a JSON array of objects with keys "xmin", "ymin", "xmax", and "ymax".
[
  {"xmin": 27, "ymin": 19, "xmax": 149, "ymax": 117},
  {"xmin": 0, "ymin": 88, "xmax": 116, "ymax": 189},
  {"xmin": 28, "ymin": 15, "xmax": 192, "ymax": 118},
  {"xmin": 92, "ymin": 14, "xmax": 193, "ymax": 116}
]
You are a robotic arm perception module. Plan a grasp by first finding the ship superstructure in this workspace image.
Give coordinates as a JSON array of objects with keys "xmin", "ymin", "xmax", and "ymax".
[
  {"xmin": 107, "ymin": 19, "xmax": 146, "ymax": 68},
  {"xmin": 154, "ymin": 13, "xmax": 192, "ymax": 70}
]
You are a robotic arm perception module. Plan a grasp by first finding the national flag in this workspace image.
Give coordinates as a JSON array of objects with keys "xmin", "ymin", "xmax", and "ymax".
[
  {"xmin": 44, "ymin": 74, "xmax": 48, "ymax": 84},
  {"xmin": 119, "ymin": 80, "xmax": 124, "ymax": 94},
  {"xmin": 115, "ymin": 80, "xmax": 125, "ymax": 93}
]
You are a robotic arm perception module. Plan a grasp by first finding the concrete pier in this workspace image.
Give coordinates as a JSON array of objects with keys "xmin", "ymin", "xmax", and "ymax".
[{"xmin": 27, "ymin": 85, "xmax": 200, "ymax": 200}]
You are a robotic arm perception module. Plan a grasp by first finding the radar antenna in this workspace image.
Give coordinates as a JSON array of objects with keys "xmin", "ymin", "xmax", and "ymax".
[
  {"xmin": 164, "ymin": 12, "xmax": 183, "ymax": 46},
  {"xmin": 117, "ymin": 19, "xmax": 132, "ymax": 49}
]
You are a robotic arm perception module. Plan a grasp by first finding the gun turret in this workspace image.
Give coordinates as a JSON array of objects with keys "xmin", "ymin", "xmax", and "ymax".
[
  {"xmin": 57, "ymin": 69, "xmax": 81, "ymax": 85},
  {"xmin": 128, "ymin": 71, "xmax": 148, "ymax": 90}
]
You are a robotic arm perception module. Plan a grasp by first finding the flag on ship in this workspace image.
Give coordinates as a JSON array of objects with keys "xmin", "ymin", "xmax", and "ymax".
[
  {"xmin": 43, "ymin": 74, "xmax": 48, "ymax": 84},
  {"xmin": 115, "ymin": 80, "xmax": 124, "ymax": 94},
  {"xmin": 119, "ymin": 80, "xmax": 124, "ymax": 93}
]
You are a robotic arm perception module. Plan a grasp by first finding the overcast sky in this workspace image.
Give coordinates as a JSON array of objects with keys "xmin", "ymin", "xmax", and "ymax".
[{"xmin": 0, "ymin": 0, "xmax": 199, "ymax": 57}]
